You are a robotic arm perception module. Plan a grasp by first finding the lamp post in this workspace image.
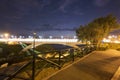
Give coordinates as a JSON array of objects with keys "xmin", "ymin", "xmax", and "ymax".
[{"xmin": 32, "ymin": 32, "xmax": 36, "ymax": 80}]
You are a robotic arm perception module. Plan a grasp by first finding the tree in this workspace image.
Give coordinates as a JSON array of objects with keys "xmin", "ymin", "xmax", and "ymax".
[
  {"xmin": 76, "ymin": 14, "xmax": 120, "ymax": 46},
  {"xmin": 76, "ymin": 25, "xmax": 87, "ymax": 43}
]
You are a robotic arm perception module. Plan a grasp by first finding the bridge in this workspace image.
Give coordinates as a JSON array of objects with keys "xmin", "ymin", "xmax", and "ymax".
[
  {"xmin": 0, "ymin": 38, "xmax": 78, "ymax": 43},
  {"xmin": 0, "ymin": 38, "xmax": 81, "ymax": 52}
]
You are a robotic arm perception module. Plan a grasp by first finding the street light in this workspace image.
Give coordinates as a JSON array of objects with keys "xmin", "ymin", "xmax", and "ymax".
[
  {"xmin": 32, "ymin": 32, "xmax": 36, "ymax": 80},
  {"xmin": 4, "ymin": 33, "xmax": 9, "ymax": 38},
  {"xmin": 4, "ymin": 33, "xmax": 9, "ymax": 44}
]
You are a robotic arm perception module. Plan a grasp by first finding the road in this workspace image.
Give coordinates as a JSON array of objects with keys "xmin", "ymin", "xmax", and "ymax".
[{"xmin": 45, "ymin": 49, "xmax": 120, "ymax": 80}]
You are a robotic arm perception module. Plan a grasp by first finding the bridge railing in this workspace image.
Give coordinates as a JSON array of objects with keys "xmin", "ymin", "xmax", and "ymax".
[
  {"xmin": 0, "ymin": 38, "xmax": 78, "ymax": 43},
  {"xmin": 0, "ymin": 45, "xmax": 95, "ymax": 80}
]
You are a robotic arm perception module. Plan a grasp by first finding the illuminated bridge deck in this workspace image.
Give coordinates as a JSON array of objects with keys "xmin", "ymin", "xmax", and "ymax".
[
  {"xmin": 45, "ymin": 49, "xmax": 120, "ymax": 80},
  {"xmin": 0, "ymin": 38, "xmax": 78, "ymax": 43}
]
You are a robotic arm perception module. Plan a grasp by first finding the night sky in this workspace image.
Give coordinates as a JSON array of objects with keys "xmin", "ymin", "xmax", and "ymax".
[{"xmin": 0, "ymin": 0, "xmax": 120, "ymax": 37}]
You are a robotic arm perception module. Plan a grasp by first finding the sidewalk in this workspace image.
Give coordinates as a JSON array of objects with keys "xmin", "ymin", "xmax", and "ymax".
[{"xmin": 45, "ymin": 49, "xmax": 120, "ymax": 80}]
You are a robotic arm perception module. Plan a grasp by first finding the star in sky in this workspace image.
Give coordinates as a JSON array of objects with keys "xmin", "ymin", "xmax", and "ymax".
[{"xmin": 0, "ymin": 0, "xmax": 120, "ymax": 36}]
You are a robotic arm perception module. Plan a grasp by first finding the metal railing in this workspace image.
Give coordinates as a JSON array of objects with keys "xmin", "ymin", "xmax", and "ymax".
[{"xmin": 0, "ymin": 45, "xmax": 96, "ymax": 80}]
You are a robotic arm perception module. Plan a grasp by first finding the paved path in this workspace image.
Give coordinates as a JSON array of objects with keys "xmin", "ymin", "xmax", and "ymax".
[{"xmin": 45, "ymin": 49, "xmax": 120, "ymax": 80}]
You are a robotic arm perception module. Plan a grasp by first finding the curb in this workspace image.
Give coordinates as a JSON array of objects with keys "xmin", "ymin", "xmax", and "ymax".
[{"xmin": 111, "ymin": 66, "xmax": 120, "ymax": 80}]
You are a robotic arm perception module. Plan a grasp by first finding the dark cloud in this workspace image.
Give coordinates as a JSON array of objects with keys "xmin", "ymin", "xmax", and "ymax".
[
  {"xmin": 34, "ymin": 28, "xmax": 75, "ymax": 31},
  {"xmin": 94, "ymin": 0, "xmax": 110, "ymax": 7},
  {"xmin": 55, "ymin": 0, "xmax": 84, "ymax": 16},
  {"xmin": 24, "ymin": 24, "xmax": 76, "ymax": 32},
  {"xmin": 59, "ymin": 0, "xmax": 71, "ymax": 12},
  {"xmin": 58, "ymin": 0, "xmax": 79, "ymax": 13},
  {"xmin": 0, "ymin": 0, "xmax": 51, "ymax": 20}
]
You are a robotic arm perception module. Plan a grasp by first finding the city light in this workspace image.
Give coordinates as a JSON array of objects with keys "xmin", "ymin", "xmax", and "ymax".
[
  {"xmin": 4, "ymin": 33, "xmax": 9, "ymax": 38},
  {"xmin": 4, "ymin": 33, "xmax": 9, "ymax": 44},
  {"xmin": 0, "ymin": 33, "xmax": 120, "ymax": 43}
]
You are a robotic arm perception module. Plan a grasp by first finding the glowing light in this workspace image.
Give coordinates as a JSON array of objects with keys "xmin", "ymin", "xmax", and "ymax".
[
  {"xmin": 33, "ymin": 32, "xmax": 36, "ymax": 35},
  {"xmin": 108, "ymin": 35, "xmax": 112, "ymax": 39},
  {"xmin": 102, "ymin": 38, "xmax": 111, "ymax": 42},
  {"xmin": 39, "ymin": 36, "xmax": 42, "ymax": 39},
  {"xmin": 61, "ymin": 36, "xmax": 64, "ymax": 39},
  {"xmin": 11, "ymin": 35, "xmax": 14, "ymax": 38},
  {"xmin": 4, "ymin": 33, "xmax": 9, "ymax": 44},
  {"xmin": 49, "ymin": 36, "xmax": 52, "ymax": 39},
  {"xmin": 0, "ymin": 35, "xmax": 3, "ymax": 38},
  {"xmin": 74, "ymin": 36, "xmax": 77, "ymax": 39},
  {"xmin": 114, "ymin": 40, "xmax": 120, "ymax": 43},
  {"xmin": 8, "ymin": 41, "xmax": 17, "ymax": 45},
  {"xmin": 4, "ymin": 33, "xmax": 9, "ymax": 38}
]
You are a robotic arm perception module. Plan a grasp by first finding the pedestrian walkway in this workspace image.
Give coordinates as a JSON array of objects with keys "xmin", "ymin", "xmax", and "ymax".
[{"xmin": 45, "ymin": 49, "xmax": 120, "ymax": 80}]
